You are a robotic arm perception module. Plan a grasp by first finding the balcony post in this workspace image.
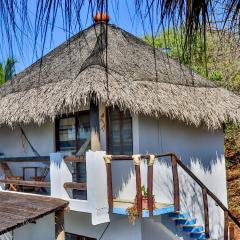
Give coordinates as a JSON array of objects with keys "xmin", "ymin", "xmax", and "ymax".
[
  {"xmin": 224, "ymin": 211, "xmax": 229, "ymax": 240},
  {"xmin": 133, "ymin": 155, "xmax": 142, "ymax": 218},
  {"xmin": 104, "ymin": 155, "xmax": 113, "ymax": 213},
  {"xmin": 230, "ymin": 222, "xmax": 235, "ymax": 240},
  {"xmin": 202, "ymin": 187, "xmax": 210, "ymax": 238},
  {"xmin": 90, "ymin": 99, "xmax": 100, "ymax": 151},
  {"xmin": 171, "ymin": 154, "xmax": 180, "ymax": 212},
  {"xmin": 147, "ymin": 155, "xmax": 155, "ymax": 217}
]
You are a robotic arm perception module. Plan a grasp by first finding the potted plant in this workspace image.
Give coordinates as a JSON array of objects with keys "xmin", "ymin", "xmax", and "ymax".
[
  {"xmin": 127, "ymin": 185, "xmax": 155, "ymax": 224},
  {"xmin": 141, "ymin": 185, "xmax": 149, "ymax": 209}
]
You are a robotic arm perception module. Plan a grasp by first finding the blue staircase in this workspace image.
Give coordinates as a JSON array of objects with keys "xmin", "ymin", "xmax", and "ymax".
[{"xmin": 168, "ymin": 212, "xmax": 209, "ymax": 239}]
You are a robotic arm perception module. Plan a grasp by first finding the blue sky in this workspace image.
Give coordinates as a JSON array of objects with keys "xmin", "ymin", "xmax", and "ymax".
[{"xmin": 0, "ymin": 1, "xmax": 159, "ymax": 73}]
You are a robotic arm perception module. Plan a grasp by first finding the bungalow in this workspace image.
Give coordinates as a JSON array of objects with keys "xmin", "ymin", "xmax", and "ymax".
[{"xmin": 0, "ymin": 13, "xmax": 239, "ymax": 240}]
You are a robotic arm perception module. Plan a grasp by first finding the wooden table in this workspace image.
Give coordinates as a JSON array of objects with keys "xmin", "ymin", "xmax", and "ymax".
[{"xmin": 22, "ymin": 166, "xmax": 43, "ymax": 180}]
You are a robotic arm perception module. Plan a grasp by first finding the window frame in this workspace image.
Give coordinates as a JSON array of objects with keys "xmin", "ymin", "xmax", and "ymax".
[
  {"xmin": 106, "ymin": 107, "xmax": 133, "ymax": 155},
  {"xmin": 55, "ymin": 110, "xmax": 90, "ymax": 153},
  {"xmin": 66, "ymin": 232, "xmax": 96, "ymax": 240}
]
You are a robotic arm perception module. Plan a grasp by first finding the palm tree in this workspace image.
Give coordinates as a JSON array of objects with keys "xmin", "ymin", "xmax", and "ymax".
[{"xmin": 0, "ymin": 58, "xmax": 16, "ymax": 85}]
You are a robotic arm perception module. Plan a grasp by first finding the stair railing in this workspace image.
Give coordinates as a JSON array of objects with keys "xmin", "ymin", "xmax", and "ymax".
[
  {"xmin": 171, "ymin": 153, "xmax": 240, "ymax": 240},
  {"xmin": 104, "ymin": 153, "xmax": 240, "ymax": 240}
]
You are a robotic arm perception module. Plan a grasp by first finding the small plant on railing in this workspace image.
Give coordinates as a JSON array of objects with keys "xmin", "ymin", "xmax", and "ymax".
[
  {"xmin": 141, "ymin": 185, "xmax": 148, "ymax": 209},
  {"xmin": 127, "ymin": 185, "xmax": 155, "ymax": 224},
  {"xmin": 127, "ymin": 201, "xmax": 138, "ymax": 224}
]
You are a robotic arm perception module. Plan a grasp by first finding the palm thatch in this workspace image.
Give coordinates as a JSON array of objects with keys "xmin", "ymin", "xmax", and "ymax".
[{"xmin": 0, "ymin": 23, "xmax": 240, "ymax": 129}]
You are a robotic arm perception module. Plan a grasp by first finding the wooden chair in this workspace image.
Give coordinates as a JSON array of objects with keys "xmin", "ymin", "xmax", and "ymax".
[
  {"xmin": 32, "ymin": 167, "xmax": 49, "ymax": 192},
  {"xmin": 0, "ymin": 162, "xmax": 23, "ymax": 191},
  {"xmin": 32, "ymin": 167, "xmax": 49, "ymax": 181}
]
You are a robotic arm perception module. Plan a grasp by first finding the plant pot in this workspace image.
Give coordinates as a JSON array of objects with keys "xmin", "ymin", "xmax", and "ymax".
[
  {"xmin": 142, "ymin": 196, "xmax": 149, "ymax": 209},
  {"xmin": 142, "ymin": 196, "xmax": 156, "ymax": 210}
]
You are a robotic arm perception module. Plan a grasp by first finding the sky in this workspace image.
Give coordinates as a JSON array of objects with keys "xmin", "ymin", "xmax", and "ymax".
[{"xmin": 0, "ymin": 1, "xmax": 159, "ymax": 73}]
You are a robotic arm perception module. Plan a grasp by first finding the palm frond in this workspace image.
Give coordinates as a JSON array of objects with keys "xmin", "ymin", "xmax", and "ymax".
[{"xmin": 0, "ymin": 0, "xmax": 239, "ymax": 78}]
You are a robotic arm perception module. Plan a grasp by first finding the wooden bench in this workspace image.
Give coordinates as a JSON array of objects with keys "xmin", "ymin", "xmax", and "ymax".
[{"xmin": 0, "ymin": 179, "xmax": 50, "ymax": 188}]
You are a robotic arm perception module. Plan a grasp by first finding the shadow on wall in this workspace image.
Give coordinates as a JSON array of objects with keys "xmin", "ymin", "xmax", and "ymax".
[
  {"xmin": 111, "ymin": 161, "xmax": 136, "ymax": 200},
  {"xmin": 159, "ymin": 155, "xmax": 225, "ymax": 240},
  {"xmin": 111, "ymin": 154, "xmax": 226, "ymax": 239}
]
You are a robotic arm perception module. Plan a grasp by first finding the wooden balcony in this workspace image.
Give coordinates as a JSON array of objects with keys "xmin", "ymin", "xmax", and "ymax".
[
  {"xmin": 0, "ymin": 156, "xmax": 50, "ymax": 194},
  {"xmin": 103, "ymin": 153, "xmax": 175, "ymax": 218}
]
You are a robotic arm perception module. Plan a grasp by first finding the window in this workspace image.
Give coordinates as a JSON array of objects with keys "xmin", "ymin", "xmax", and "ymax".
[
  {"xmin": 56, "ymin": 111, "xmax": 91, "ymax": 154},
  {"xmin": 107, "ymin": 108, "xmax": 133, "ymax": 155},
  {"xmin": 55, "ymin": 111, "xmax": 90, "ymax": 199},
  {"xmin": 66, "ymin": 233, "xmax": 96, "ymax": 240}
]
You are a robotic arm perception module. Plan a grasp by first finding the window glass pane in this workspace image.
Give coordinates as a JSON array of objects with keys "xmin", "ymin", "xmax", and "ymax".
[
  {"xmin": 75, "ymin": 112, "xmax": 90, "ymax": 190},
  {"xmin": 122, "ymin": 117, "xmax": 133, "ymax": 155},
  {"xmin": 109, "ymin": 108, "xmax": 133, "ymax": 155},
  {"xmin": 109, "ymin": 110, "xmax": 121, "ymax": 154},
  {"xmin": 58, "ymin": 117, "xmax": 76, "ymax": 153},
  {"xmin": 76, "ymin": 112, "xmax": 91, "ymax": 154}
]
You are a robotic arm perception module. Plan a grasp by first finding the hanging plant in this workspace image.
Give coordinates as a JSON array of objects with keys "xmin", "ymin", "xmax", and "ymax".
[
  {"xmin": 127, "ymin": 201, "xmax": 138, "ymax": 224},
  {"xmin": 127, "ymin": 185, "xmax": 156, "ymax": 224}
]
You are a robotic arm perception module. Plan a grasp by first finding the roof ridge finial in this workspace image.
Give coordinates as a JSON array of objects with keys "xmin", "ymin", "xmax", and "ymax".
[{"xmin": 94, "ymin": 12, "xmax": 110, "ymax": 24}]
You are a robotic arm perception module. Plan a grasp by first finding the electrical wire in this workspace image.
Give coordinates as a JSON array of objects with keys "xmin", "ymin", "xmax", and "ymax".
[{"xmin": 99, "ymin": 222, "xmax": 111, "ymax": 240}]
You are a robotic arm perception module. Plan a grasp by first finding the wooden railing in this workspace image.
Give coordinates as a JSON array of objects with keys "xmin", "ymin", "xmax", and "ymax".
[
  {"xmin": 104, "ymin": 153, "xmax": 240, "ymax": 240},
  {"xmin": 63, "ymin": 156, "xmax": 87, "ymax": 191},
  {"xmin": 0, "ymin": 156, "xmax": 50, "ymax": 162},
  {"xmin": 64, "ymin": 155, "xmax": 85, "ymax": 163},
  {"xmin": 0, "ymin": 157, "xmax": 50, "ymax": 192}
]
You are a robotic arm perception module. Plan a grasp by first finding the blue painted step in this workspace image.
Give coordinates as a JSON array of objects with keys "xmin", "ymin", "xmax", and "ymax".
[
  {"xmin": 169, "ymin": 211, "xmax": 208, "ymax": 239},
  {"xmin": 168, "ymin": 212, "xmax": 190, "ymax": 219},
  {"xmin": 175, "ymin": 218, "xmax": 197, "ymax": 225},
  {"xmin": 190, "ymin": 232, "xmax": 206, "ymax": 239},
  {"xmin": 183, "ymin": 225, "xmax": 204, "ymax": 233}
]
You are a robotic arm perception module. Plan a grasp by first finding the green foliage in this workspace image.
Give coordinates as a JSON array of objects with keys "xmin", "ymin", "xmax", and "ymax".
[
  {"xmin": 224, "ymin": 124, "xmax": 240, "ymax": 167},
  {"xmin": 209, "ymin": 70, "xmax": 223, "ymax": 82},
  {"xmin": 144, "ymin": 29, "xmax": 240, "ymax": 92},
  {"xmin": 0, "ymin": 58, "xmax": 16, "ymax": 85},
  {"xmin": 144, "ymin": 29, "xmax": 208, "ymax": 75},
  {"xmin": 141, "ymin": 185, "xmax": 148, "ymax": 196}
]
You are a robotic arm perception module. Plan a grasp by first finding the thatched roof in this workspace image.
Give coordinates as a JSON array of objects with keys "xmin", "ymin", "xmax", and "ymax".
[
  {"xmin": 0, "ymin": 191, "xmax": 68, "ymax": 235},
  {"xmin": 0, "ymin": 23, "xmax": 240, "ymax": 129}
]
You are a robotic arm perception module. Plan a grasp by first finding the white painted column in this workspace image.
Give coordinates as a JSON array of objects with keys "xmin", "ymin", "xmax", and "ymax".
[
  {"xmin": 86, "ymin": 151, "xmax": 110, "ymax": 225},
  {"xmin": 50, "ymin": 152, "xmax": 72, "ymax": 199}
]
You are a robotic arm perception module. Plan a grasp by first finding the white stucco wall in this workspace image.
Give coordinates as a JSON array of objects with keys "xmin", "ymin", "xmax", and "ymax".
[
  {"xmin": 141, "ymin": 217, "xmax": 184, "ymax": 240},
  {"xmin": 13, "ymin": 213, "xmax": 55, "ymax": 240},
  {"xmin": 65, "ymin": 211, "xmax": 142, "ymax": 240},
  {"xmin": 0, "ymin": 122, "xmax": 55, "ymax": 157},
  {"xmin": 0, "ymin": 122, "xmax": 54, "ymax": 179},
  {"xmin": 137, "ymin": 115, "xmax": 227, "ymax": 240},
  {"xmin": 109, "ymin": 115, "xmax": 226, "ymax": 239},
  {"xmin": 65, "ymin": 211, "xmax": 184, "ymax": 240}
]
